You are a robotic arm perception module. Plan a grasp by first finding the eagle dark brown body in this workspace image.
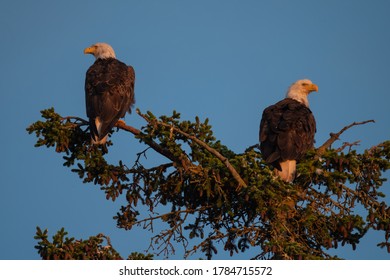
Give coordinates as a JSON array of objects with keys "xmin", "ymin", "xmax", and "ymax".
[
  {"xmin": 259, "ymin": 79, "xmax": 318, "ymax": 182},
  {"xmin": 260, "ymin": 98, "xmax": 316, "ymax": 171},
  {"xmin": 85, "ymin": 48, "xmax": 135, "ymax": 144}
]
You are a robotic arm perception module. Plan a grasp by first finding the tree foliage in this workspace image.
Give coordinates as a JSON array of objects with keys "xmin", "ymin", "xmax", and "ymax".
[
  {"xmin": 34, "ymin": 226, "xmax": 153, "ymax": 260},
  {"xmin": 27, "ymin": 107, "xmax": 390, "ymax": 259}
]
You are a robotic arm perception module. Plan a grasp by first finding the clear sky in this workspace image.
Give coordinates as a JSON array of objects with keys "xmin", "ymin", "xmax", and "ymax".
[{"xmin": 1, "ymin": 0, "xmax": 389, "ymax": 260}]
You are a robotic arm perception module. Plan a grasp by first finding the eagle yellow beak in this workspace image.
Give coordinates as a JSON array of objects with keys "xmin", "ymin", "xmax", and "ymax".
[
  {"xmin": 307, "ymin": 83, "xmax": 319, "ymax": 93},
  {"xmin": 84, "ymin": 46, "xmax": 96, "ymax": 55}
]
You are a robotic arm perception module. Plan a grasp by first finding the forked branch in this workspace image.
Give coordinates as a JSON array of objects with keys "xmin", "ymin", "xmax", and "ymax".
[{"xmin": 316, "ymin": 120, "xmax": 375, "ymax": 156}]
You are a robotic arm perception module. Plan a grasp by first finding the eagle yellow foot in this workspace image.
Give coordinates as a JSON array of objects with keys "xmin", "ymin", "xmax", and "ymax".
[{"xmin": 115, "ymin": 120, "xmax": 126, "ymax": 127}]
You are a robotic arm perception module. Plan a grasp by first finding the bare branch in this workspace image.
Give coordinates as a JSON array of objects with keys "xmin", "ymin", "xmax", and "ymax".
[
  {"xmin": 335, "ymin": 140, "xmax": 361, "ymax": 153},
  {"xmin": 316, "ymin": 120, "xmax": 375, "ymax": 156},
  {"xmin": 61, "ymin": 116, "xmax": 89, "ymax": 126}
]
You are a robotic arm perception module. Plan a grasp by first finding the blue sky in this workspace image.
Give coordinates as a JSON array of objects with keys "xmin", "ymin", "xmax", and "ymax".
[{"xmin": 1, "ymin": 0, "xmax": 389, "ymax": 260}]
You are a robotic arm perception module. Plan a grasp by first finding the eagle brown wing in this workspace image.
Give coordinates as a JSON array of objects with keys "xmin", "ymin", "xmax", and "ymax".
[
  {"xmin": 85, "ymin": 58, "xmax": 135, "ymax": 143},
  {"xmin": 124, "ymin": 66, "xmax": 136, "ymax": 114},
  {"xmin": 259, "ymin": 98, "xmax": 316, "ymax": 170}
]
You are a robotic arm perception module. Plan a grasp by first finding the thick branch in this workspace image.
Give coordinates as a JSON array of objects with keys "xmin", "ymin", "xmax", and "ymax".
[
  {"xmin": 137, "ymin": 111, "xmax": 248, "ymax": 188},
  {"xmin": 115, "ymin": 120, "xmax": 190, "ymax": 167},
  {"xmin": 316, "ymin": 120, "xmax": 375, "ymax": 156},
  {"xmin": 63, "ymin": 115, "xmax": 192, "ymax": 170},
  {"xmin": 115, "ymin": 120, "xmax": 141, "ymax": 135},
  {"xmin": 64, "ymin": 113, "xmax": 247, "ymax": 187}
]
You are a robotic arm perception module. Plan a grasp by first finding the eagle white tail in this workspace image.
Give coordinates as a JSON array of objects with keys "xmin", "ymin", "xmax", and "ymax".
[
  {"xmin": 91, "ymin": 117, "xmax": 108, "ymax": 145},
  {"xmin": 91, "ymin": 134, "xmax": 108, "ymax": 145},
  {"xmin": 275, "ymin": 160, "xmax": 296, "ymax": 182}
]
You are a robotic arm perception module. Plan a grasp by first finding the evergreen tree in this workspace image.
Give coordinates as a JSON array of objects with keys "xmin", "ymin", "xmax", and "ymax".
[{"xmin": 27, "ymin": 108, "xmax": 390, "ymax": 259}]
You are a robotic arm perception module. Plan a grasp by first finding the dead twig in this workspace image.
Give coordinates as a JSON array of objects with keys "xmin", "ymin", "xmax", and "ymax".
[
  {"xmin": 61, "ymin": 116, "xmax": 89, "ymax": 126},
  {"xmin": 335, "ymin": 140, "xmax": 361, "ymax": 153},
  {"xmin": 316, "ymin": 120, "xmax": 375, "ymax": 156}
]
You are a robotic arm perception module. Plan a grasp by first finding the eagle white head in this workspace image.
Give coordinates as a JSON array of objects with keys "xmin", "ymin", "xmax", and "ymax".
[
  {"xmin": 84, "ymin": 42, "xmax": 116, "ymax": 59},
  {"xmin": 286, "ymin": 79, "xmax": 318, "ymax": 107}
]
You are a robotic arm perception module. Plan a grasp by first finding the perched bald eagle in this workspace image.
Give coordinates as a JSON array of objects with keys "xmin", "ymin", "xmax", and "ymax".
[
  {"xmin": 84, "ymin": 43, "xmax": 135, "ymax": 144},
  {"xmin": 259, "ymin": 79, "xmax": 318, "ymax": 182}
]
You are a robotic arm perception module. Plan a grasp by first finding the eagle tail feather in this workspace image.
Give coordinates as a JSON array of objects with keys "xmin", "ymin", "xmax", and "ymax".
[
  {"xmin": 89, "ymin": 117, "xmax": 109, "ymax": 145},
  {"xmin": 91, "ymin": 134, "xmax": 108, "ymax": 145},
  {"xmin": 275, "ymin": 160, "xmax": 296, "ymax": 182}
]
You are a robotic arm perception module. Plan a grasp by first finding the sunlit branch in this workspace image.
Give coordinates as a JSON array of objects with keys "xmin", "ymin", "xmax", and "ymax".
[
  {"xmin": 137, "ymin": 110, "xmax": 248, "ymax": 188},
  {"xmin": 316, "ymin": 120, "xmax": 375, "ymax": 156}
]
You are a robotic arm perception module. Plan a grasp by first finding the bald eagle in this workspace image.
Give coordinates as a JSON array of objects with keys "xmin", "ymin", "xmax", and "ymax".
[
  {"xmin": 259, "ymin": 79, "xmax": 318, "ymax": 182},
  {"xmin": 84, "ymin": 43, "xmax": 135, "ymax": 144}
]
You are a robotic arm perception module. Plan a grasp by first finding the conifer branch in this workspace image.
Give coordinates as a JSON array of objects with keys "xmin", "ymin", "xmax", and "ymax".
[
  {"xmin": 29, "ymin": 108, "xmax": 390, "ymax": 259},
  {"xmin": 115, "ymin": 120, "xmax": 191, "ymax": 168},
  {"xmin": 137, "ymin": 110, "xmax": 248, "ymax": 188}
]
